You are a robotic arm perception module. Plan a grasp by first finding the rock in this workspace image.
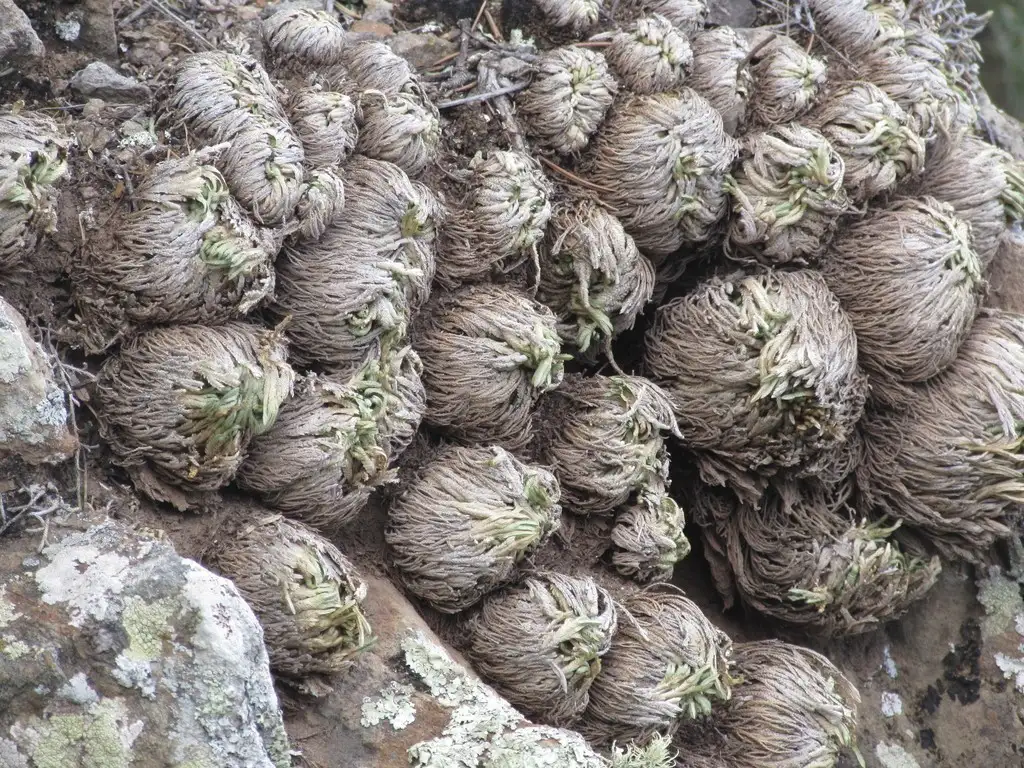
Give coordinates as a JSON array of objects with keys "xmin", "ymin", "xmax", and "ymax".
[
  {"xmin": 362, "ymin": 0, "xmax": 395, "ymax": 23},
  {"xmin": 0, "ymin": 297, "xmax": 76, "ymax": 465},
  {"xmin": 0, "ymin": 521, "xmax": 291, "ymax": 768},
  {"xmin": 0, "ymin": 0, "xmax": 44, "ymax": 63},
  {"xmin": 707, "ymin": 0, "xmax": 757, "ymax": 27},
  {"xmin": 389, "ymin": 30, "xmax": 457, "ymax": 71},
  {"xmin": 79, "ymin": 0, "xmax": 119, "ymax": 59},
  {"xmin": 69, "ymin": 62, "xmax": 150, "ymax": 102}
]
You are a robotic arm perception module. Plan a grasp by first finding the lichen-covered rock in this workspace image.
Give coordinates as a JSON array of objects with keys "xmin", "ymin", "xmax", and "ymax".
[{"xmin": 0, "ymin": 522, "xmax": 290, "ymax": 768}]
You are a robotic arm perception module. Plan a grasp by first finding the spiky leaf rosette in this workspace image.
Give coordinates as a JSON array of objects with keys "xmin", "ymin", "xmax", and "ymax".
[
  {"xmin": 0, "ymin": 113, "xmax": 69, "ymax": 271},
  {"xmin": 608, "ymin": 735, "xmax": 679, "ymax": 768},
  {"xmin": 611, "ymin": 482, "xmax": 690, "ymax": 583},
  {"xmin": 539, "ymin": 374, "xmax": 679, "ymax": 515},
  {"xmin": 808, "ymin": 81, "xmax": 925, "ymax": 203},
  {"xmin": 644, "ymin": 271, "xmax": 867, "ymax": 503},
  {"xmin": 725, "ymin": 124, "xmax": 851, "ymax": 265},
  {"xmin": 386, "ymin": 444, "xmax": 562, "ymax": 612},
  {"xmin": 416, "ymin": 284, "xmax": 568, "ymax": 451},
  {"xmin": 694, "ymin": 478, "xmax": 940, "ymax": 637},
  {"xmin": 581, "ymin": 592, "xmax": 733, "ymax": 745},
  {"xmin": 605, "ymin": 15, "xmax": 692, "ymax": 95},
  {"xmin": 206, "ymin": 515, "xmax": 372, "ymax": 682},
  {"xmin": 538, "ymin": 198, "xmax": 655, "ymax": 356},
  {"xmin": 466, "ymin": 572, "xmax": 617, "ymax": 726},
  {"xmin": 531, "ymin": 0, "xmax": 602, "ymax": 34},
  {"xmin": 438, "ymin": 150, "xmax": 552, "ymax": 286},
  {"xmin": 287, "ymin": 87, "xmax": 358, "ymax": 169},
  {"xmin": 678, "ymin": 640, "xmax": 860, "ymax": 768},
  {"xmin": 293, "ymin": 168, "xmax": 345, "ymax": 244},
  {"xmin": 858, "ymin": 312, "xmax": 1024, "ymax": 561},
  {"xmin": 355, "ymin": 90, "xmax": 440, "ymax": 177},
  {"xmin": 687, "ymin": 27, "xmax": 753, "ymax": 136},
  {"xmin": 903, "ymin": 0, "xmax": 986, "ymax": 96},
  {"xmin": 331, "ymin": 40, "xmax": 418, "ymax": 97},
  {"xmin": 517, "ymin": 47, "xmax": 618, "ymax": 155},
  {"xmin": 914, "ymin": 134, "xmax": 1024, "ymax": 266},
  {"xmin": 94, "ymin": 323, "xmax": 294, "ymax": 507},
  {"xmin": 748, "ymin": 35, "xmax": 827, "ymax": 126},
  {"xmin": 261, "ymin": 8, "xmax": 347, "ymax": 67},
  {"xmin": 629, "ymin": 0, "xmax": 707, "ymax": 33},
  {"xmin": 236, "ymin": 345, "xmax": 425, "ymax": 527},
  {"xmin": 169, "ymin": 52, "xmax": 305, "ymax": 227},
  {"xmin": 583, "ymin": 90, "xmax": 739, "ymax": 257},
  {"xmin": 820, "ymin": 197, "xmax": 983, "ymax": 399},
  {"xmin": 806, "ymin": 0, "xmax": 906, "ymax": 59}
]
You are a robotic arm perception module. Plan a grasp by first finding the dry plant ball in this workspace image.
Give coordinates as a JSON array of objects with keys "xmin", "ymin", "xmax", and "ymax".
[
  {"xmin": 631, "ymin": 0, "xmax": 707, "ymax": 33},
  {"xmin": 584, "ymin": 90, "xmax": 738, "ymax": 257},
  {"xmin": 94, "ymin": 323, "xmax": 294, "ymax": 508},
  {"xmin": 860, "ymin": 53, "xmax": 969, "ymax": 141},
  {"xmin": 582, "ymin": 592, "xmax": 733, "ymax": 745},
  {"xmin": 725, "ymin": 124, "xmax": 851, "ymax": 264},
  {"xmin": 261, "ymin": 7, "xmax": 347, "ymax": 67},
  {"xmin": 540, "ymin": 374, "xmax": 679, "ymax": 515},
  {"xmin": 916, "ymin": 134, "xmax": 1024, "ymax": 265},
  {"xmin": 610, "ymin": 482, "xmax": 691, "ymax": 583},
  {"xmin": 531, "ymin": 0, "xmax": 602, "ymax": 34},
  {"xmin": 687, "ymin": 27, "xmax": 753, "ymax": 135},
  {"xmin": 538, "ymin": 197, "xmax": 655, "ymax": 356},
  {"xmin": 0, "ymin": 113, "xmax": 69, "ymax": 271},
  {"xmin": 645, "ymin": 271, "xmax": 866, "ymax": 502},
  {"xmin": 748, "ymin": 35, "xmax": 827, "ymax": 126},
  {"xmin": 293, "ymin": 168, "xmax": 345, "ymax": 244},
  {"xmin": 355, "ymin": 90, "xmax": 440, "ymax": 178},
  {"xmin": 417, "ymin": 284, "xmax": 568, "ymax": 451},
  {"xmin": 857, "ymin": 311, "xmax": 1024, "ymax": 561},
  {"xmin": 237, "ymin": 345, "xmax": 425, "ymax": 528},
  {"xmin": 206, "ymin": 515, "xmax": 372, "ymax": 681},
  {"xmin": 605, "ymin": 15, "xmax": 692, "ymax": 95},
  {"xmin": 807, "ymin": 0, "xmax": 906, "ymax": 59},
  {"xmin": 169, "ymin": 52, "xmax": 304, "ymax": 227},
  {"xmin": 466, "ymin": 572, "xmax": 617, "ymax": 726},
  {"xmin": 75, "ymin": 154, "xmax": 279, "ymax": 352},
  {"xmin": 821, "ymin": 197, "xmax": 983, "ymax": 396},
  {"xmin": 695, "ymin": 478, "xmax": 940, "ymax": 637},
  {"xmin": 287, "ymin": 87, "xmax": 358, "ymax": 168},
  {"xmin": 809, "ymin": 81, "xmax": 925, "ymax": 202},
  {"xmin": 386, "ymin": 445, "xmax": 562, "ymax": 612},
  {"xmin": 438, "ymin": 150, "xmax": 552, "ymax": 286},
  {"xmin": 517, "ymin": 46, "xmax": 618, "ymax": 155}
]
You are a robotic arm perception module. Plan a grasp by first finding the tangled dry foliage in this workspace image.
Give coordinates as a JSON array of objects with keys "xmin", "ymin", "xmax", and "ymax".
[
  {"xmin": 725, "ymin": 123, "xmax": 851, "ymax": 265},
  {"xmin": 581, "ymin": 591, "xmax": 733, "ymax": 745},
  {"xmin": 678, "ymin": 640, "xmax": 860, "ymax": 768},
  {"xmin": 645, "ymin": 270, "xmax": 866, "ymax": 502},
  {"xmin": 416, "ymin": 283, "xmax": 568, "ymax": 451},
  {"xmin": 532, "ymin": 0, "xmax": 603, "ymax": 34},
  {"xmin": 583, "ymin": 90, "xmax": 738, "ymax": 258},
  {"xmin": 687, "ymin": 27, "xmax": 753, "ymax": 136},
  {"xmin": 204, "ymin": 514, "xmax": 372, "ymax": 685},
  {"xmin": 748, "ymin": 35, "xmax": 827, "ymax": 126},
  {"xmin": 858, "ymin": 311, "xmax": 1024, "ymax": 562},
  {"xmin": 466, "ymin": 572, "xmax": 617, "ymax": 727},
  {"xmin": 261, "ymin": 7, "xmax": 347, "ymax": 67},
  {"xmin": 610, "ymin": 482, "xmax": 691, "ymax": 583},
  {"xmin": 236, "ymin": 345, "xmax": 424, "ymax": 528},
  {"xmin": 820, "ymin": 196, "xmax": 984, "ymax": 399},
  {"xmin": 386, "ymin": 444, "xmax": 562, "ymax": 613},
  {"xmin": 538, "ymin": 373, "xmax": 679, "ymax": 516},
  {"xmin": 286, "ymin": 86, "xmax": 358, "ymax": 169},
  {"xmin": 605, "ymin": 15, "xmax": 692, "ymax": 96},
  {"xmin": 94, "ymin": 323, "xmax": 294, "ymax": 509},
  {"xmin": 693, "ymin": 476, "xmax": 940, "ymax": 637},
  {"xmin": 629, "ymin": 0, "xmax": 708, "ymax": 33},
  {"xmin": 355, "ymin": 89, "xmax": 440, "ymax": 178},
  {"xmin": 0, "ymin": 113, "xmax": 69, "ymax": 272}
]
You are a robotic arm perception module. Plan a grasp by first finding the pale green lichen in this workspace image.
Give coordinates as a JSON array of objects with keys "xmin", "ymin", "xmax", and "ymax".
[
  {"xmin": 361, "ymin": 681, "xmax": 417, "ymax": 730},
  {"xmin": 608, "ymin": 734, "xmax": 675, "ymax": 768},
  {"xmin": 1, "ymin": 634, "xmax": 30, "ymax": 659},
  {"xmin": 121, "ymin": 596, "xmax": 178, "ymax": 661},
  {"xmin": 875, "ymin": 742, "xmax": 921, "ymax": 768},
  {"xmin": 15, "ymin": 698, "xmax": 137, "ymax": 768},
  {"xmin": 977, "ymin": 566, "xmax": 1024, "ymax": 639}
]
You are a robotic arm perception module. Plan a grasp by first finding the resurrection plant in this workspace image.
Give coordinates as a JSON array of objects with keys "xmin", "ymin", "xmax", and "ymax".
[
  {"xmin": 236, "ymin": 344, "xmax": 425, "ymax": 528},
  {"xmin": 93, "ymin": 323, "xmax": 294, "ymax": 508},
  {"xmin": 687, "ymin": 27, "xmax": 753, "ymax": 135},
  {"xmin": 748, "ymin": 35, "xmax": 827, "ymax": 126},
  {"xmin": 539, "ymin": 373, "xmax": 680, "ymax": 515},
  {"xmin": 287, "ymin": 86, "xmax": 358, "ymax": 168},
  {"xmin": 725, "ymin": 124, "xmax": 851, "ymax": 265},
  {"xmin": 205, "ymin": 515, "xmax": 373, "ymax": 682},
  {"xmin": 581, "ymin": 591, "xmax": 733, "ymax": 745},
  {"xmin": 333, "ymin": 40, "xmax": 419, "ymax": 97},
  {"xmin": 293, "ymin": 168, "xmax": 345, "ymax": 244},
  {"xmin": 438, "ymin": 150, "xmax": 552, "ymax": 286},
  {"xmin": 605, "ymin": 15, "xmax": 692, "ymax": 95},
  {"xmin": 808, "ymin": 81, "xmax": 925, "ymax": 202},
  {"xmin": 537, "ymin": 197, "xmax": 655, "ymax": 356},
  {"xmin": 261, "ymin": 8, "xmax": 347, "ymax": 67},
  {"xmin": 695, "ymin": 478, "xmax": 940, "ymax": 637},
  {"xmin": 466, "ymin": 572, "xmax": 617, "ymax": 726},
  {"xmin": 644, "ymin": 270, "xmax": 867, "ymax": 503},
  {"xmin": 806, "ymin": 0, "xmax": 906, "ymax": 59},
  {"xmin": 386, "ymin": 444, "xmax": 562, "ymax": 612},
  {"xmin": 630, "ymin": 0, "xmax": 707, "ymax": 33},
  {"xmin": 355, "ymin": 90, "xmax": 440, "ymax": 177},
  {"xmin": 820, "ymin": 196, "xmax": 984, "ymax": 398},
  {"xmin": 583, "ymin": 90, "xmax": 739, "ymax": 257},
  {"xmin": 531, "ymin": 0, "xmax": 602, "ymax": 34},
  {"xmin": 610, "ymin": 482, "xmax": 691, "ymax": 583},
  {"xmin": 0, "ymin": 113, "xmax": 69, "ymax": 271},
  {"xmin": 416, "ymin": 284, "xmax": 569, "ymax": 451},
  {"xmin": 857, "ymin": 311, "xmax": 1024, "ymax": 562},
  {"xmin": 516, "ymin": 46, "xmax": 618, "ymax": 155}
]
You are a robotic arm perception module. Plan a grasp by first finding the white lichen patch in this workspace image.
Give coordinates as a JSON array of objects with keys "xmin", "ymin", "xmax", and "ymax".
[
  {"xmin": 2, "ymin": 635, "xmax": 31, "ymax": 659},
  {"xmin": 111, "ymin": 654, "xmax": 156, "ymax": 698},
  {"xmin": 977, "ymin": 566, "xmax": 1024, "ymax": 638},
  {"xmin": 35, "ymin": 540, "xmax": 131, "ymax": 627},
  {"xmin": 882, "ymin": 644, "xmax": 898, "ymax": 679},
  {"xmin": 361, "ymin": 682, "xmax": 416, "ymax": 730},
  {"xmin": 487, "ymin": 726, "xmax": 605, "ymax": 768},
  {"xmin": 994, "ymin": 653, "xmax": 1024, "ymax": 693},
  {"xmin": 59, "ymin": 672, "xmax": 100, "ymax": 706},
  {"xmin": 0, "ymin": 585, "xmax": 21, "ymax": 628},
  {"xmin": 875, "ymin": 742, "xmax": 921, "ymax": 768},
  {"xmin": 0, "ymin": 737, "xmax": 29, "ymax": 768},
  {"xmin": 881, "ymin": 691, "xmax": 903, "ymax": 717}
]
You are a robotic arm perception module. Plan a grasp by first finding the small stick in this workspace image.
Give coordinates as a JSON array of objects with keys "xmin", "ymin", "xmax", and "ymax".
[
  {"xmin": 334, "ymin": 2, "xmax": 361, "ymax": 19},
  {"xmin": 472, "ymin": 0, "xmax": 488, "ymax": 32},
  {"xmin": 484, "ymin": 9, "xmax": 503, "ymax": 42},
  {"xmin": 437, "ymin": 81, "xmax": 528, "ymax": 109},
  {"xmin": 574, "ymin": 41, "xmax": 612, "ymax": 48},
  {"xmin": 538, "ymin": 157, "xmax": 616, "ymax": 194},
  {"xmin": 120, "ymin": 0, "xmax": 155, "ymax": 26},
  {"xmin": 151, "ymin": 0, "xmax": 213, "ymax": 50},
  {"xmin": 428, "ymin": 51, "xmax": 460, "ymax": 69}
]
